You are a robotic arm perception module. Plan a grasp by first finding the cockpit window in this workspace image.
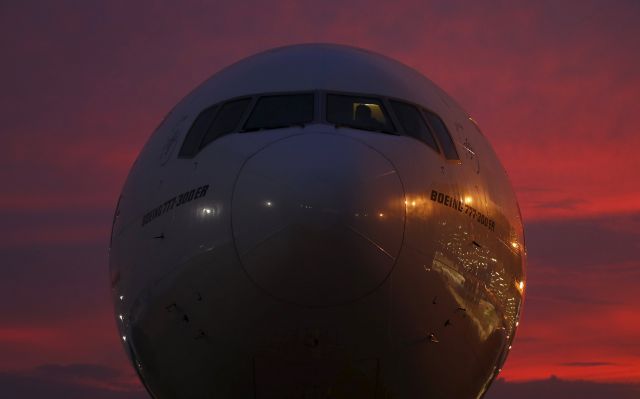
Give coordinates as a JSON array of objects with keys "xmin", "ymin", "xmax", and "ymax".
[
  {"xmin": 178, "ymin": 105, "xmax": 219, "ymax": 158},
  {"xmin": 424, "ymin": 110, "xmax": 459, "ymax": 160},
  {"xmin": 390, "ymin": 100, "xmax": 440, "ymax": 153},
  {"xmin": 178, "ymin": 91, "xmax": 462, "ymax": 164},
  {"xmin": 244, "ymin": 93, "xmax": 314, "ymax": 131},
  {"xmin": 326, "ymin": 94, "xmax": 394, "ymax": 133},
  {"xmin": 200, "ymin": 98, "xmax": 251, "ymax": 149}
]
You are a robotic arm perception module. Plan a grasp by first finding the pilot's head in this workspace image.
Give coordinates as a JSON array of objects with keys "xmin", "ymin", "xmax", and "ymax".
[{"xmin": 355, "ymin": 104, "xmax": 373, "ymax": 121}]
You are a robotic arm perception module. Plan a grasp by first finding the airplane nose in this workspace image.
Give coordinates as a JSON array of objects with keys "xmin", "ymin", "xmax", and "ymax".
[{"xmin": 231, "ymin": 133, "xmax": 405, "ymax": 307}]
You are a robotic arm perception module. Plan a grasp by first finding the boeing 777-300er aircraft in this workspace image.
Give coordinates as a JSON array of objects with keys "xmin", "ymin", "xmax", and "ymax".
[{"xmin": 109, "ymin": 44, "xmax": 526, "ymax": 398}]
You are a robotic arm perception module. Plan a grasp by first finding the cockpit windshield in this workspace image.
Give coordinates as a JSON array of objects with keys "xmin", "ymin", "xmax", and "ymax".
[
  {"xmin": 243, "ymin": 93, "xmax": 314, "ymax": 131},
  {"xmin": 179, "ymin": 91, "xmax": 460, "ymax": 162},
  {"xmin": 390, "ymin": 100, "xmax": 440, "ymax": 153},
  {"xmin": 326, "ymin": 94, "xmax": 395, "ymax": 133},
  {"xmin": 200, "ymin": 98, "xmax": 251, "ymax": 148}
]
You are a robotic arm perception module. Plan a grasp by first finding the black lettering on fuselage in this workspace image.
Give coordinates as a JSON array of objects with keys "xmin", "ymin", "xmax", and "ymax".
[
  {"xmin": 141, "ymin": 184, "xmax": 210, "ymax": 226},
  {"xmin": 429, "ymin": 188, "xmax": 496, "ymax": 233}
]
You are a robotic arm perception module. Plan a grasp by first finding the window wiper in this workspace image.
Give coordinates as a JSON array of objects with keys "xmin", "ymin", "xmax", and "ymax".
[
  {"xmin": 370, "ymin": 128, "xmax": 397, "ymax": 135},
  {"xmin": 332, "ymin": 123, "xmax": 395, "ymax": 135},
  {"xmin": 333, "ymin": 122, "xmax": 358, "ymax": 130},
  {"xmin": 243, "ymin": 122, "xmax": 306, "ymax": 132},
  {"xmin": 275, "ymin": 122, "xmax": 306, "ymax": 129},
  {"xmin": 242, "ymin": 127, "xmax": 266, "ymax": 132}
]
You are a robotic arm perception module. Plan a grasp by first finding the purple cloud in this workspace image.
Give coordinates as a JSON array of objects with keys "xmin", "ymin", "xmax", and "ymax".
[{"xmin": 0, "ymin": 364, "xmax": 146, "ymax": 399}]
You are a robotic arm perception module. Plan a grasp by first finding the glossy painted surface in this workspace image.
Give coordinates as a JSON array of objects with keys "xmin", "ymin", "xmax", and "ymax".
[
  {"xmin": 109, "ymin": 44, "xmax": 525, "ymax": 398},
  {"xmin": 232, "ymin": 133, "xmax": 405, "ymax": 307}
]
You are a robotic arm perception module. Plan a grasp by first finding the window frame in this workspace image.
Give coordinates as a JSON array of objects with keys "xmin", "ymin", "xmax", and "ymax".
[
  {"xmin": 420, "ymin": 107, "xmax": 461, "ymax": 162},
  {"xmin": 323, "ymin": 90, "xmax": 398, "ymax": 134},
  {"xmin": 382, "ymin": 93, "xmax": 461, "ymax": 163},
  {"xmin": 177, "ymin": 95, "xmax": 254, "ymax": 159},
  {"xmin": 240, "ymin": 91, "xmax": 317, "ymax": 132},
  {"xmin": 177, "ymin": 103, "xmax": 221, "ymax": 159},
  {"xmin": 177, "ymin": 90, "xmax": 461, "ymax": 165},
  {"xmin": 387, "ymin": 99, "xmax": 442, "ymax": 155},
  {"xmin": 198, "ymin": 96, "xmax": 253, "ymax": 150}
]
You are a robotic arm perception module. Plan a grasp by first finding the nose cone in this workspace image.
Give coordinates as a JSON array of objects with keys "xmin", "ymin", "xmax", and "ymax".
[{"xmin": 232, "ymin": 133, "xmax": 405, "ymax": 306}]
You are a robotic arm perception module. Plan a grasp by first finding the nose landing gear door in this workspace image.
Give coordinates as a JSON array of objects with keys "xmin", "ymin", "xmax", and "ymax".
[{"xmin": 253, "ymin": 355, "xmax": 380, "ymax": 399}]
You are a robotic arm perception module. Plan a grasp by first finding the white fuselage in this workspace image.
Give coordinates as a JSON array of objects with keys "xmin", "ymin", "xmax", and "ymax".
[{"xmin": 109, "ymin": 45, "xmax": 525, "ymax": 399}]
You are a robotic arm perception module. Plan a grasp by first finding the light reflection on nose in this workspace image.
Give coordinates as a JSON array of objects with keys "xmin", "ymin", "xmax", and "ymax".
[
  {"xmin": 516, "ymin": 280, "xmax": 525, "ymax": 294},
  {"xmin": 403, "ymin": 195, "xmax": 434, "ymax": 219},
  {"xmin": 231, "ymin": 133, "xmax": 405, "ymax": 306},
  {"xmin": 199, "ymin": 204, "xmax": 222, "ymax": 218}
]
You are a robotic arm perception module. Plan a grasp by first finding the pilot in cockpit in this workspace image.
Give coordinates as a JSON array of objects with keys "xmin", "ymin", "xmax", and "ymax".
[{"xmin": 355, "ymin": 104, "xmax": 382, "ymax": 129}]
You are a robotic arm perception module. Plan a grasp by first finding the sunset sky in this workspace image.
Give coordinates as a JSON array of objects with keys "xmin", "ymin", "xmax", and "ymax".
[{"xmin": 1, "ymin": 1, "xmax": 639, "ymax": 397}]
